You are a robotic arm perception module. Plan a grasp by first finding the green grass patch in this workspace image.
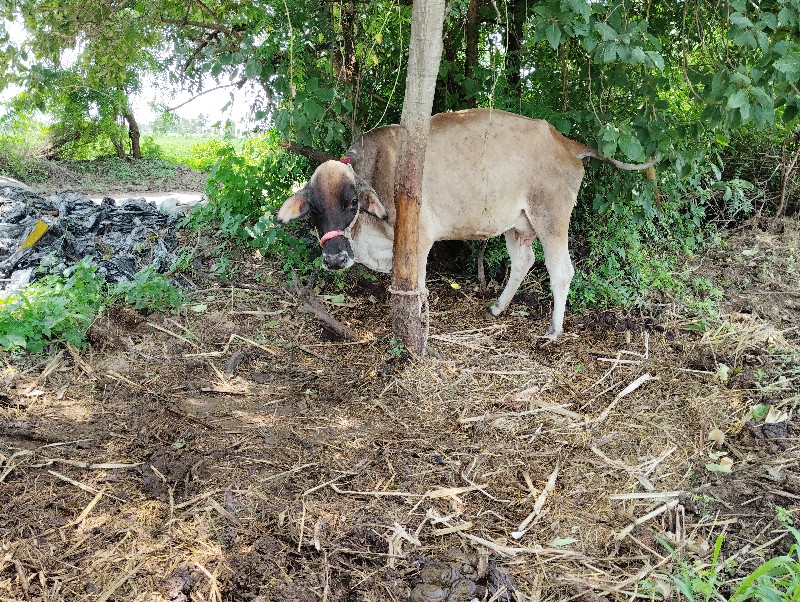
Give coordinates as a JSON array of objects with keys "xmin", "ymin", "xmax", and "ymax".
[
  {"xmin": 144, "ymin": 135, "xmax": 243, "ymax": 171},
  {"xmin": 0, "ymin": 259, "xmax": 185, "ymax": 354},
  {"xmin": 653, "ymin": 508, "xmax": 800, "ymax": 601}
]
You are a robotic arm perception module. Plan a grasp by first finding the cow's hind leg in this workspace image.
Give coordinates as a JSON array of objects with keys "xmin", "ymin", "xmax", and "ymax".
[
  {"xmin": 538, "ymin": 231, "xmax": 574, "ymax": 340},
  {"xmin": 489, "ymin": 229, "xmax": 535, "ymax": 317}
]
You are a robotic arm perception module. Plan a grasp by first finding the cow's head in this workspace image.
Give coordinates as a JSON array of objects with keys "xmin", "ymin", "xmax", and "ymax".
[{"xmin": 277, "ymin": 160, "xmax": 388, "ymax": 270}]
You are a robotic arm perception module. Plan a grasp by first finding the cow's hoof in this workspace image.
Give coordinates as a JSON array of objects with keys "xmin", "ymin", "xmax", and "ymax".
[
  {"xmin": 539, "ymin": 330, "xmax": 561, "ymax": 345},
  {"xmin": 486, "ymin": 302, "xmax": 503, "ymax": 319}
]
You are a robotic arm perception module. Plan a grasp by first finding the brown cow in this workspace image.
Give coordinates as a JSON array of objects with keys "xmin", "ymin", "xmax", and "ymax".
[{"xmin": 278, "ymin": 109, "xmax": 655, "ymax": 339}]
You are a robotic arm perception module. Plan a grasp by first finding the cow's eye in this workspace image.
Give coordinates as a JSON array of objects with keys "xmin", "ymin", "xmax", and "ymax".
[{"xmin": 350, "ymin": 197, "xmax": 359, "ymax": 208}]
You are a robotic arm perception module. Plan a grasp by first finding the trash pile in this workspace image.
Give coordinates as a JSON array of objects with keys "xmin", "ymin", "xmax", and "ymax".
[{"xmin": 0, "ymin": 183, "xmax": 188, "ymax": 294}]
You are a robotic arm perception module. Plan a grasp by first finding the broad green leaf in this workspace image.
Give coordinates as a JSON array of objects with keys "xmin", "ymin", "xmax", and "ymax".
[
  {"xmin": 727, "ymin": 89, "xmax": 749, "ymax": 109},
  {"xmin": 546, "ymin": 23, "xmax": 561, "ymax": 49},
  {"xmin": 645, "ymin": 51, "xmax": 664, "ymax": 70},
  {"xmin": 730, "ymin": 12, "xmax": 753, "ymax": 28},
  {"xmin": 303, "ymin": 98, "xmax": 325, "ymax": 120},
  {"xmin": 595, "ymin": 22, "xmax": 616, "ymax": 41},
  {"xmin": 618, "ymin": 132, "xmax": 644, "ymax": 161}
]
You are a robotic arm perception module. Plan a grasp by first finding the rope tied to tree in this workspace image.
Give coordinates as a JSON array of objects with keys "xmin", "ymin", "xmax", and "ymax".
[{"xmin": 387, "ymin": 286, "xmax": 430, "ymax": 349}]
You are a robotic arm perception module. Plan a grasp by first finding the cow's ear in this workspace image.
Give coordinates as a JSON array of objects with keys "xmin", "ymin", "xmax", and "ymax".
[
  {"xmin": 277, "ymin": 190, "xmax": 310, "ymax": 223},
  {"xmin": 359, "ymin": 188, "xmax": 388, "ymax": 220}
]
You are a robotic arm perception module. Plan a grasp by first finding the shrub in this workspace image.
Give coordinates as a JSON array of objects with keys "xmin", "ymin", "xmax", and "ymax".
[
  {"xmin": 0, "ymin": 259, "xmax": 105, "ymax": 353},
  {"xmin": 188, "ymin": 129, "xmax": 314, "ymax": 275}
]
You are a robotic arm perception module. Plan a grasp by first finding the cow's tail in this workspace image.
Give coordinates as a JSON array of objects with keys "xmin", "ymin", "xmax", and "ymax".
[
  {"xmin": 550, "ymin": 124, "xmax": 658, "ymax": 181},
  {"xmin": 577, "ymin": 148, "xmax": 657, "ymax": 175}
]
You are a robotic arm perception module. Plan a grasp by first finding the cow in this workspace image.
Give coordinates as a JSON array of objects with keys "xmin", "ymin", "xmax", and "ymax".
[{"xmin": 277, "ymin": 108, "xmax": 655, "ymax": 340}]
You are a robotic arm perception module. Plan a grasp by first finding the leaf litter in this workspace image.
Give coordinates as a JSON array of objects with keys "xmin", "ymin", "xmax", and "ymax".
[{"xmin": 0, "ymin": 218, "xmax": 798, "ymax": 601}]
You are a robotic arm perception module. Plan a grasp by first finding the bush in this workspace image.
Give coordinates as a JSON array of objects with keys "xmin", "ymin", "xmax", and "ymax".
[
  {"xmin": 0, "ymin": 259, "xmax": 105, "ymax": 353},
  {"xmin": 188, "ymin": 129, "xmax": 314, "ymax": 274},
  {"xmin": 0, "ymin": 110, "xmax": 50, "ymax": 183}
]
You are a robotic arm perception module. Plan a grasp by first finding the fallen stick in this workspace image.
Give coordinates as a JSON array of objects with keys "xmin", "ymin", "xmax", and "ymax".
[
  {"xmin": 512, "ymin": 461, "xmax": 560, "ymax": 539},
  {"xmin": 293, "ymin": 274, "xmax": 357, "ymax": 341}
]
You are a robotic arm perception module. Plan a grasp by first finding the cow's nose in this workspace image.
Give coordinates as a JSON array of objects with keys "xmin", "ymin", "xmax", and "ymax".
[{"xmin": 323, "ymin": 252, "xmax": 351, "ymax": 270}]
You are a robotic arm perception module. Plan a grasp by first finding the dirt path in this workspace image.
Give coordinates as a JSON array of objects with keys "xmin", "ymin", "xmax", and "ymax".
[{"xmin": 0, "ymin": 220, "xmax": 798, "ymax": 601}]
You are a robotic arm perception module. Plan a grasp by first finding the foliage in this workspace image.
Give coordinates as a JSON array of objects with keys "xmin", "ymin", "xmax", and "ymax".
[
  {"xmin": 4, "ymin": 0, "xmax": 800, "ymax": 309},
  {"xmin": 660, "ymin": 509, "xmax": 800, "ymax": 602},
  {"xmin": 188, "ymin": 130, "xmax": 314, "ymax": 275},
  {"xmin": 110, "ymin": 265, "xmax": 185, "ymax": 311},
  {"xmin": 0, "ymin": 259, "xmax": 105, "ymax": 353},
  {"xmin": 0, "ymin": 108, "xmax": 49, "ymax": 182},
  {"xmin": 0, "ymin": 258, "xmax": 187, "ymax": 353}
]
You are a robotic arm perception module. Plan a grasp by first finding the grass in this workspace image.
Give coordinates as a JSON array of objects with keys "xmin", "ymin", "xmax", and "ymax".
[{"xmin": 657, "ymin": 509, "xmax": 800, "ymax": 601}]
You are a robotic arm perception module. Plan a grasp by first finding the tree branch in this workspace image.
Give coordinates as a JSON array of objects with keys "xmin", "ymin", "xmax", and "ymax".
[
  {"xmin": 161, "ymin": 17, "xmax": 242, "ymax": 41},
  {"xmin": 166, "ymin": 79, "xmax": 246, "ymax": 112},
  {"xmin": 279, "ymin": 141, "xmax": 336, "ymax": 165}
]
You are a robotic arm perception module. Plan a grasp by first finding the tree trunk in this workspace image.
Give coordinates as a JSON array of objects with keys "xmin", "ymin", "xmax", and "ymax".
[
  {"xmin": 124, "ymin": 111, "xmax": 142, "ymax": 160},
  {"xmin": 465, "ymin": 0, "xmax": 481, "ymax": 108},
  {"xmin": 392, "ymin": 0, "xmax": 446, "ymax": 355},
  {"xmin": 506, "ymin": 0, "xmax": 526, "ymax": 94}
]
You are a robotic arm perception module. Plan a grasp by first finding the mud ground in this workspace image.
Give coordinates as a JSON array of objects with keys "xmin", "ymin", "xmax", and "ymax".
[{"xmin": 1, "ymin": 218, "xmax": 798, "ymax": 601}]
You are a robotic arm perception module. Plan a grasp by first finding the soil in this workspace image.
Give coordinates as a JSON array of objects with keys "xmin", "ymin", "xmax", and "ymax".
[{"xmin": 1, "ymin": 214, "xmax": 798, "ymax": 601}]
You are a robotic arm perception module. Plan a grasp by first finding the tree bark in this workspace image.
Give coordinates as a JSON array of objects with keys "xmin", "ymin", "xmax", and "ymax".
[
  {"xmin": 392, "ymin": 0, "xmax": 446, "ymax": 355},
  {"xmin": 465, "ymin": 0, "xmax": 481, "ymax": 108},
  {"xmin": 124, "ymin": 111, "xmax": 142, "ymax": 160},
  {"xmin": 506, "ymin": 0, "xmax": 526, "ymax": 94}
]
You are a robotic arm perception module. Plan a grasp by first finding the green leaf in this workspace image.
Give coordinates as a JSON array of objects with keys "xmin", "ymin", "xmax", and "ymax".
[
  {"xmin": 730, "ymin": 12, "xmax": 753, "ymax": 28},
  {"xmin": 595, "ymin": 22, "xmax": 616, "ymax": 41},
  {"xmin": 631, "ymin": 47, "xmax": 647, "ymax": 64},
  {"xmin": 546, "ymin": 22, "xmax": 561, "ymax": 50},
  {"xmin": 739, "ymin": 100, "xmax": 751, "ymax": 121},
  {"xmin": 727, "ymin": 89, "xmax": 749, "ymax": 109},
  {"xmin": 303, "ymin": 98, "xmax": 325, "ymax": 120},
  {"xmin": 645, "ymin": 51, "xmax": 664, "ymax": 70},
  {"xmin": 783, "ymin": 103, "xmax": 798, "ymax": 123},
  {"xmin": 762, "ymin": 12, "xmax": 778, "ymax": 30},
  {"xmin": 603, "ymin": 43, "xmax": 617, "ymax": 63},
  {"xmin": 779, "ymin": 6, "xmax": 796, "ymax": 26},
  {"xmin": 618, "ymin": 133, "xmax": 644, "ymax": 161},
  {"xmin": 244, "ymin": 59, "xmax": 261, "ymax": 79}
]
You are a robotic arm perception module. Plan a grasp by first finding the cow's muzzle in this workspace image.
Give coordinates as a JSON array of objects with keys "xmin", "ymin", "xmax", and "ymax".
[{"xmin": 320, "ymin": 231, "xmax": 355, "ymax": 271}]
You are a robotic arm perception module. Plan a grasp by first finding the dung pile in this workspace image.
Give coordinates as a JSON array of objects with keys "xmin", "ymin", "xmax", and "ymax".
[{"xmin": 0, "ymin": 184, "xmax": 183, "ymax": 293}]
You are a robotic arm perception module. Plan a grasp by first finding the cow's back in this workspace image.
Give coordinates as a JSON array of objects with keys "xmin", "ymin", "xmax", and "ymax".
[{"xmin": 349, "ymin": 109, "xmax": 586, "ymax": 241}]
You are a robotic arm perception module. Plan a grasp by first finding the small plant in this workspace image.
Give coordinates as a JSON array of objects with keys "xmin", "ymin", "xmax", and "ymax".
[
  {"xmin": 389, "ymin": 337, "xmax": 405, "ymax": 358},
  {"xmin": 667, "ymin": 534, "xmax": 726, "ymax": 602},
  {"xmin": 658, "ymin": 509, "xmax": 800, "ymax": 602},
  {"xmin": 110, "ymin": 266, "xmax": 185, "ymax": 312},
  {"xmin": 0, "ymin": 259, "xmax": 105, "ymax": 352}
]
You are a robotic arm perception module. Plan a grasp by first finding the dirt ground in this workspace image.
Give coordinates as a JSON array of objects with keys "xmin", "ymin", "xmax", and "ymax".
[{"xmin": 1, "ymin": 218, "xmax": 798, "ymax": 601}]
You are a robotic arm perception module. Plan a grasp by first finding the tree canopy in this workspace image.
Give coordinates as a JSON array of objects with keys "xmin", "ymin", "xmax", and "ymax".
[
  {"xmin": 3, "ymin": 0, "xmax": 799, "ymax": 165},
  {"xmin": 2, "ymin": 0, "xmax": 800, "ymax": 308}
]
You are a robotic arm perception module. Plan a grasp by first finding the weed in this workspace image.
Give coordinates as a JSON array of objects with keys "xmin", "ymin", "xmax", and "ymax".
[
  {"xmin": 657, "ymin": 509, "xmax": 800, "ymax": 602},
  {"xmin": 110, "ymin": 266, "xmax": 185, "ymax": 312},
  {"xmin": 389, "ymin": 337, "xmax": 405, "ymax": 358},
  {"xmin": 0, "ymin": 259, "xmax": 105, "ymax": 352}
]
